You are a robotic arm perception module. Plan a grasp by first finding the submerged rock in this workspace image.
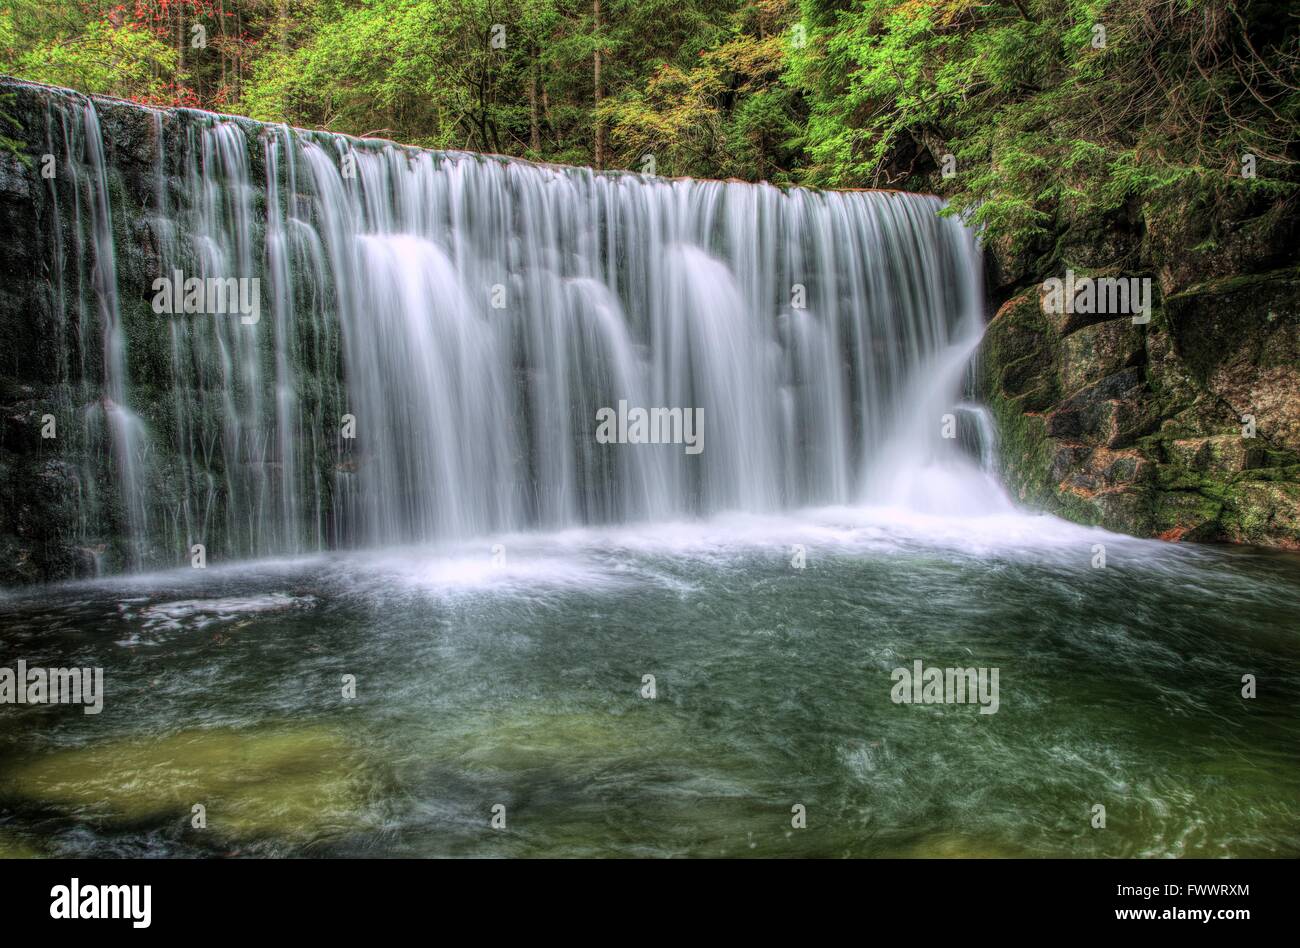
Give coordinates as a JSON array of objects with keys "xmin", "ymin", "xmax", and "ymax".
[
  {"xmin": 0, "ymin": 724, "xmax": 373, "ymax": 842},
  {"xmin": 0, "ymin": 830, "xmax": 43, "ymax": 858}
]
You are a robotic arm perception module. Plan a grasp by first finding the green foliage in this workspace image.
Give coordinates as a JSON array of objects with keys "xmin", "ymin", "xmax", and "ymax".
[
  {"xmin": 0, "ymin": 91, "xmax": 25, "ymax": 157},
  {"xmin": 1, "ymin": 2, "xmax": 187, "ymax": 102},
  {"xmin": 601, "ymin": 0, "xmax": 802, "ymax": 179},
  {"xmin": 787, "ymin": 0, "xmax": 1300, "ymax": 249},
  {"xmin": 8, "ymin": 20, "xmax": 178, "ymax": 100},
  {"xmin": 0, "ymin": 0, "xmax": 1296, "ymax": 251}
]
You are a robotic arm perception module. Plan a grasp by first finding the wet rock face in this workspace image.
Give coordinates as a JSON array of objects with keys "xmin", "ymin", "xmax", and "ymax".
[
  {"xmin": 1142, "ymin": 181, "xmax": 1300, "ymax": 298},
  {"xmin": 980, "ymin": 154, "xmax": 1300, "ymax": 549},
  {"xmin": 980, "ymin": 272, "xmax": 1300, "ymax": 549},
  {"xmin": 1167, "ymin": 270, "xmax": 1300, "ymax": 456},
  {"xmin": 0, "ymin": 79, "xmax": 325, "ymax": 585}
]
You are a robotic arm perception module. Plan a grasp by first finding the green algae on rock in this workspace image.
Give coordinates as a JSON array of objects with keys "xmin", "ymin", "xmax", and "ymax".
[
  {"xmin": 0, "ymin": 830, "xmax": 44, "ymax": 858},
  {"xmin": 1, "ymin": 724, "xmax": 374, "ymax": 843}
]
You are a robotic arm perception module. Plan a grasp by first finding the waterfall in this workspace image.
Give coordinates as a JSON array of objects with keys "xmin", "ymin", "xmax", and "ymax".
[{"xmin": 39, "ymin": 93, "xmax": 996, "ymax": 574}]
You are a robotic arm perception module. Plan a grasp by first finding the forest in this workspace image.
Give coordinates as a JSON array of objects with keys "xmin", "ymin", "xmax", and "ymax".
[{"xmin": 2, "ymin": 0, "xmax": 1297, "ymax": 250}]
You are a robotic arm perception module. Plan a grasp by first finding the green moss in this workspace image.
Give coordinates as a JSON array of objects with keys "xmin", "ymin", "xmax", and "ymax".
[
  {"xmin": 1169, "ymin": 266, "xmax": 1300, "ymax": 301},
  {"xmin": 1219, "ymin": 481, "xmax": 1300, "ymax": 548},
  {"xmin": 1151, "ymin": 490, "xmax": 1223, "ymax": 541}
]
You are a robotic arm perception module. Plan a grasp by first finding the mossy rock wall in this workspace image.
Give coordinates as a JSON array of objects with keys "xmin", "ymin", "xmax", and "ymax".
[
  {"xmin": 0, "ymin": 78, "xmax": 348, "ymax": 585},
  {"xmin": 980, "ymin": 269, "xmax": 1300, "ymax": 548}
]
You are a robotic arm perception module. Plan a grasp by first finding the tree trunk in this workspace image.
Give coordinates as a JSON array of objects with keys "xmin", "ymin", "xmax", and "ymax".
[
  {"xmin": 219, "ymin": 0, "xmax": 225, "ymax": 90},
  {"xmin": 593, "ymin": 0, "xmax": 605, "ymax": 169},
  {"xmin": 529, "ymin": 46, "xmax": 541, "ymax": 154}
]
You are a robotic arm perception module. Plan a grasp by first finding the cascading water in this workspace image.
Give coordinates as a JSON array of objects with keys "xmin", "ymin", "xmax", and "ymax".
[{"xmin": 42, "ymin": 92, "xmax": 1002, "ymax": 574}]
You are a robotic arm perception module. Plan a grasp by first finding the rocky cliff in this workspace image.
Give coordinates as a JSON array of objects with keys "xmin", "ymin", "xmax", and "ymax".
[
  {"xmin": 978, "ymin": 184, "xmax": 1300, "ymax": 548},
  {"xmin": 0, "ymin": 77, "xmax": 348, "ymax": 585}
]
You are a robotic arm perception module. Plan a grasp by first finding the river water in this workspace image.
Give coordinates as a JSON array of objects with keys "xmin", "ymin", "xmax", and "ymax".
[{"xmin": 3, "ymin": 506, "xmax": 1298, "ymax": 857}]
